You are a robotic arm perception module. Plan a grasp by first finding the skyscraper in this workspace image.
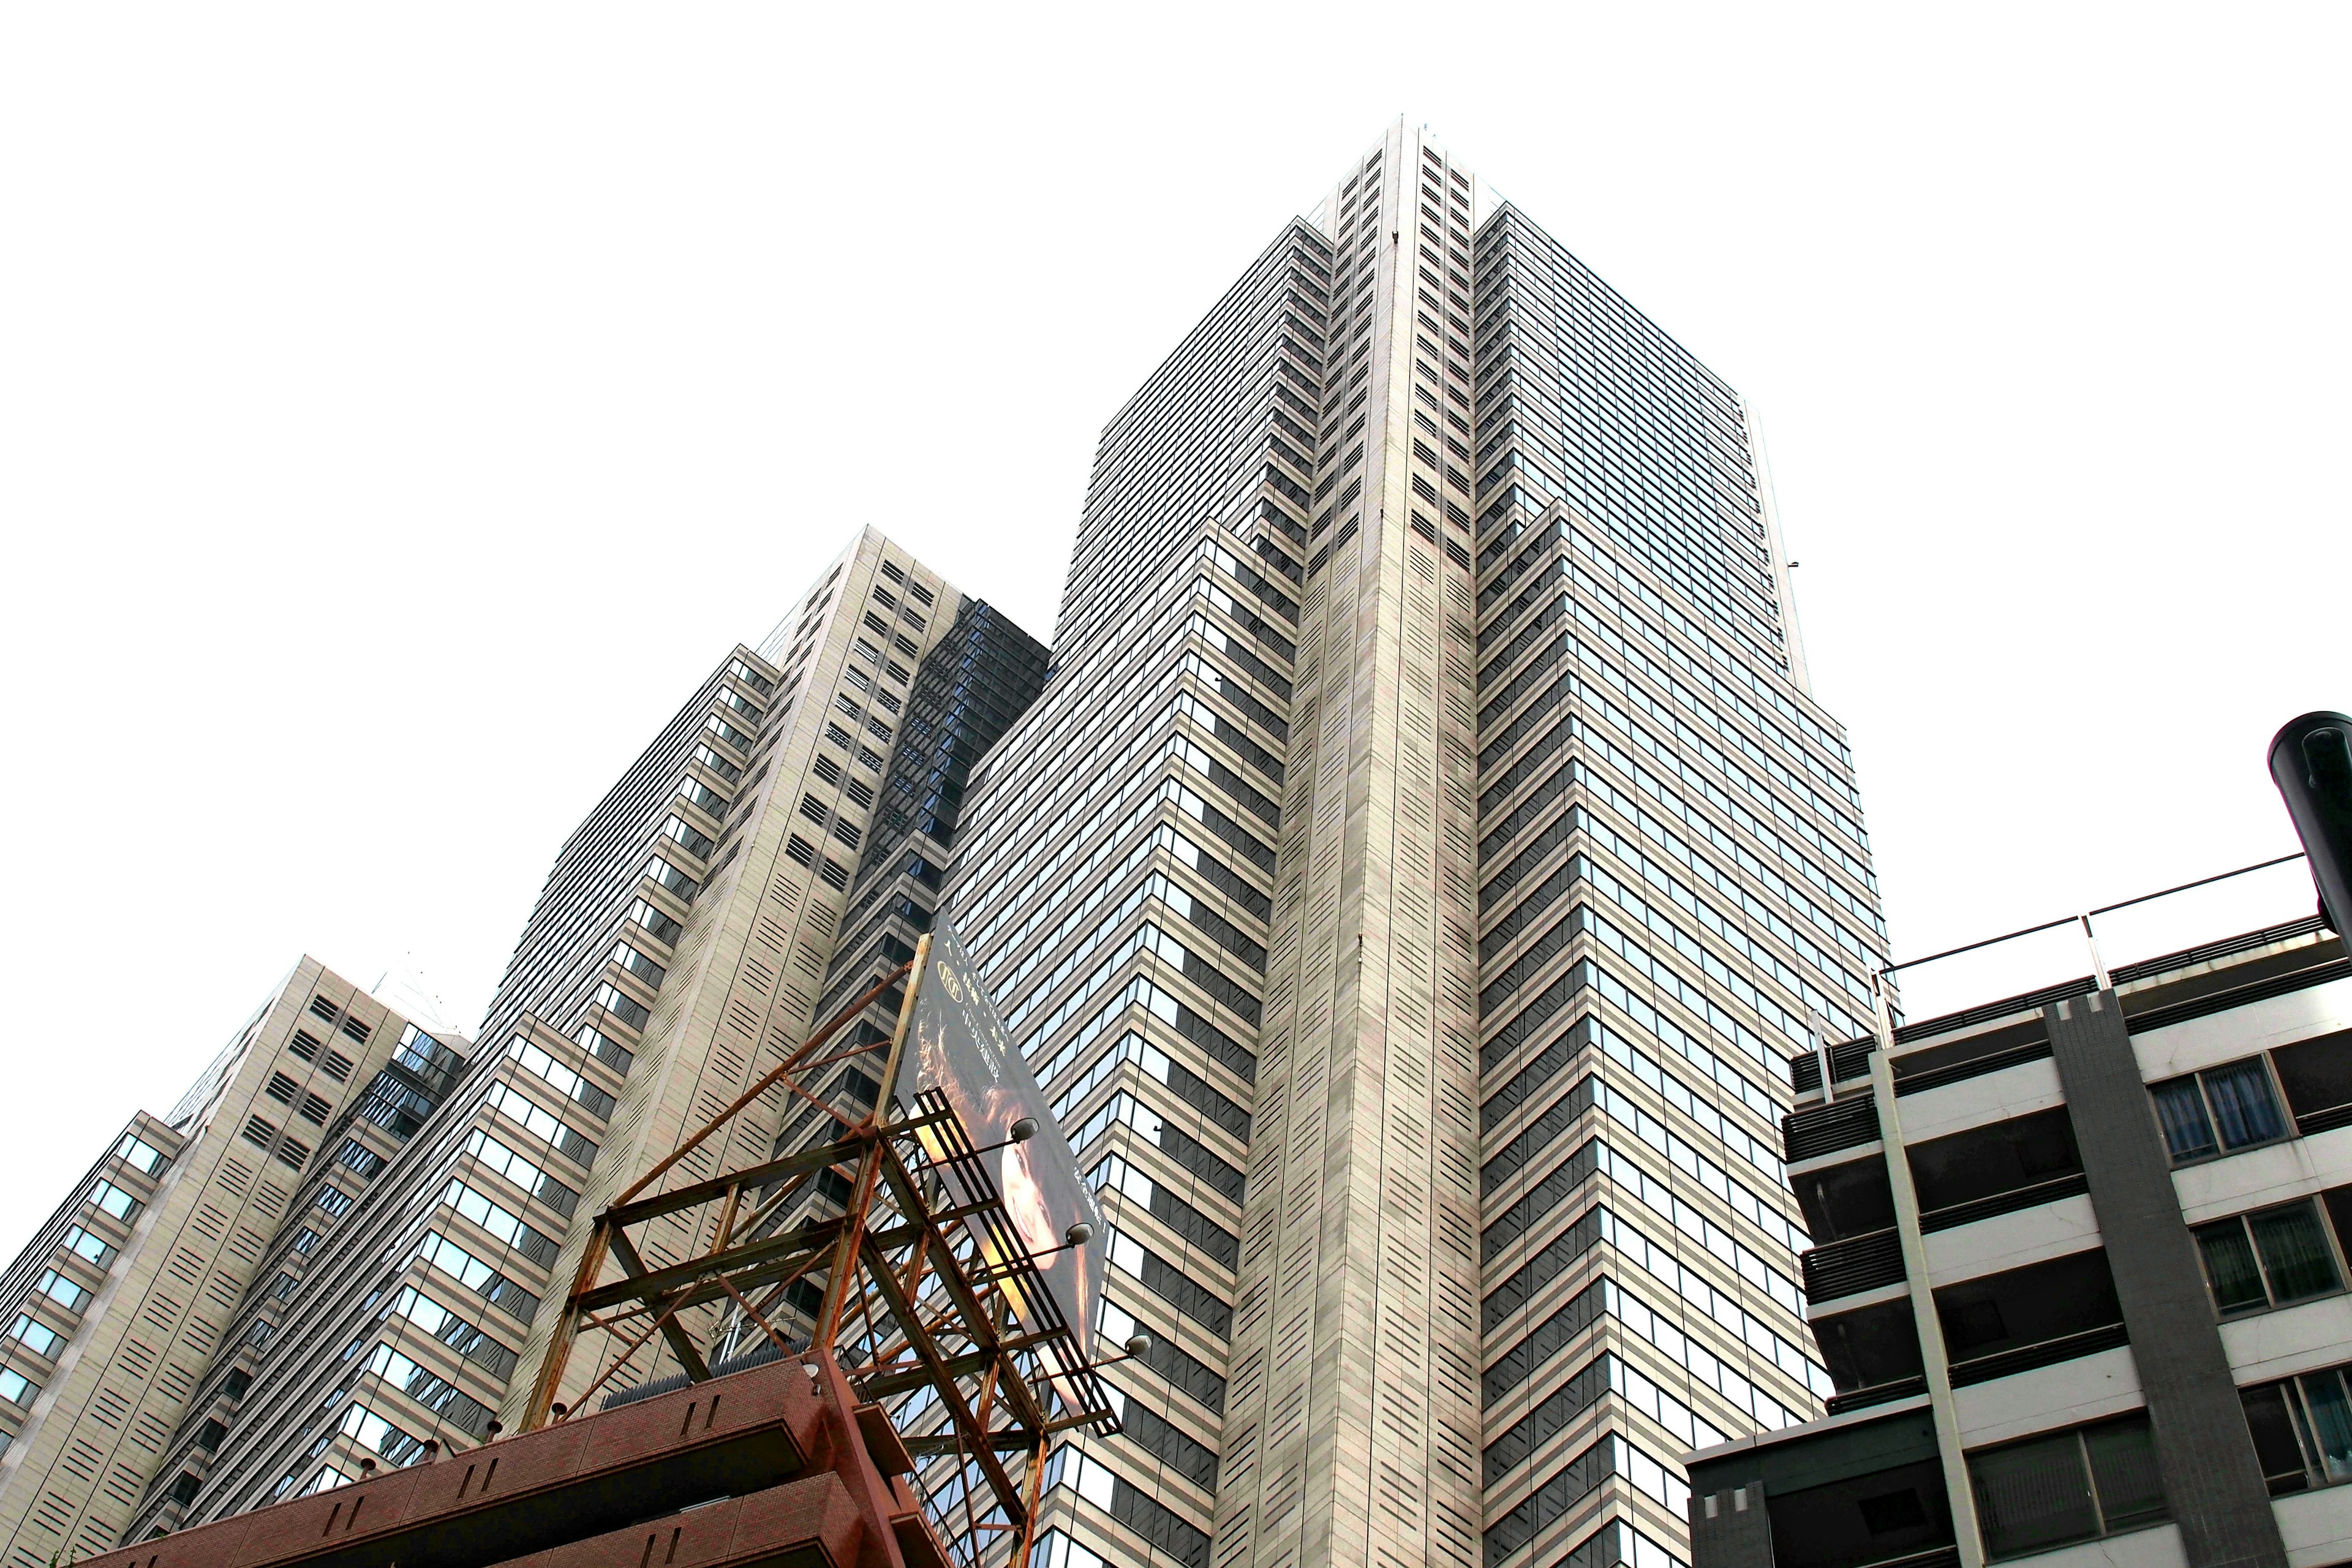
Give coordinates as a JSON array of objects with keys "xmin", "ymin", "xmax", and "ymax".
[
  {"xmin": 123, "ymin": 530, "xmax": 1047, "ymax": 1536},
  {"xmin": 0, "ymin": 119, "xmax": 1887, "ymax": 1568},
  {"xmin": 946, "ymin": 119, "xmax": 1885, "ymax": 1568},
  {"xmin": 0, "ymin": 959, "xmax": 464, "ymax": 1567}
]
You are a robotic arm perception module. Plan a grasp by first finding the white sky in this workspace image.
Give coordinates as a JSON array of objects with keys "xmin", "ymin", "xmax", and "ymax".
[{"xmin": 2, "ymin": 4, "xmax": 2344, "ymax": 1256}]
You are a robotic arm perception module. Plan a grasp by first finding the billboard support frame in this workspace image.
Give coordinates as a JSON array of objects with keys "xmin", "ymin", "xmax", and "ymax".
[{"xmin": 517, "ymin": 931, "xmax": 1114, "ymax": 1568}]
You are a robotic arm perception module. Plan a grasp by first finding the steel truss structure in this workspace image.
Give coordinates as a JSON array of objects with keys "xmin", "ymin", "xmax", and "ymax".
[{"xmin": 516, "ymin": 935, "xmax": 1118, "ymax": 1568}]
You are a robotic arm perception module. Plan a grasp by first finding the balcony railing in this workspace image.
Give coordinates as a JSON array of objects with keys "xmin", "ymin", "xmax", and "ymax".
[
  {"xmin": 1784, "ymin": 1092, "xmax": 1879, "ymax": 1164},
  {"xmin": 1802, "ymin": 1227, "xmax": 1906, "ymax": 1305}
]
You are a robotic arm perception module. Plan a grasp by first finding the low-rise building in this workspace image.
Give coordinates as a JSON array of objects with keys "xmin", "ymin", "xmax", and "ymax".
[{"xmin": 1686, "ymin": 897, "xmax": 2351, "ymax": 1567}]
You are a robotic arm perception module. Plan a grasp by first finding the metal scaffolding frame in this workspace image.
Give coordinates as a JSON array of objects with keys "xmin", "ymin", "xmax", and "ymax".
[{"xmin": 516, "ymin": 935, "xmax": 1117, "ymax": 1568}]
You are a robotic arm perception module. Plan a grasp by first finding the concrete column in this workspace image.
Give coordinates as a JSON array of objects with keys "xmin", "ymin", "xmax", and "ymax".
[{"xmin": 2043, "ymin": 989, "xmax": 2286, "ymax": 1568}]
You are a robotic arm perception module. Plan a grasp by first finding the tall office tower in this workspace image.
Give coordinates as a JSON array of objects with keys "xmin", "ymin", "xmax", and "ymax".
[
  {"xmin": 947, "ymin": 121, "xmax": 1887, "ymax": 1568},
  {"xmin": 0, "ymin": 959, "xmax": 459, "ymax": 1567},
  {"xmin": 135, "ymin": 530, "xmax": 1046, "ymax": 1536}
]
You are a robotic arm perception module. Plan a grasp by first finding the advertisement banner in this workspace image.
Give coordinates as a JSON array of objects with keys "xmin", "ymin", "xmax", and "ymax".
[{"xmin": 889, "ymin": 924, "xmax": 1106, "ymax": 1351}]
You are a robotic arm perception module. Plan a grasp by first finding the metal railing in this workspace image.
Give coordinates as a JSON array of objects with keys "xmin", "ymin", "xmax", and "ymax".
[{"xmin": 1804, "ymin": 850, "xmax": 2323, "ymax": 1101}]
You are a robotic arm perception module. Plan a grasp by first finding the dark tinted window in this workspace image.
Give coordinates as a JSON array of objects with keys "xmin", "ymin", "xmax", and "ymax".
[
  {"xmin": 1968, "ymin": 1413, "xmax": 2167, "ymax": 1558},
  {"xmin": 1934, "ymin": 1249, "xmax": 2122, "ymax": 1365},
  {"xmin": 1909, "ymin": 1107, "xmax": 2080, "ymax": 1215},
  {"xmin": 2271, "ymin": 1028, "xmax": 2352, "ymax": 1126},
  {"xmin": 2151, "ymin": 1058, "xmax": 2286, "ymax": 1162},
  {"xmin": 2194, "ymin": 1200, "xmax": 2342, "ymax": 1315}
]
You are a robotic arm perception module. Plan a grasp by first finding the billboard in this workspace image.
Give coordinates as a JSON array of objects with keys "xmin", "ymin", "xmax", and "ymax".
[{"xmin": 888, "ymin": 924, "xmax": 1106, "ymax": 1357}]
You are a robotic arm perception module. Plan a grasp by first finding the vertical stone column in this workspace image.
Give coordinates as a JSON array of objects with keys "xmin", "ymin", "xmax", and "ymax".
[{"xmin": 1218, "ymin": 121, "xmax": 1485, "ymax": 1568}]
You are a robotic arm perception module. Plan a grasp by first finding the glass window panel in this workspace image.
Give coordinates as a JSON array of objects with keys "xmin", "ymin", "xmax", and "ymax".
[
  {"xmin": 1970, "ymin": 1431, "xmax": 2098, "ymax": 1557},
  {"xmin": 2300, "ymin": 1370, "xmax": 2352, "ymax": 1484},
  {"xmin": 2151, "ymin": 1079, "xmax": 2216, "ymax": 1161},
  {"xmin": 2250, "ymin": 1204, "xmax": 2341, "ymax": 1304},
  {"xmin": 2083, "ymin": 1415, "xmax": 2168, "ymax": 1529},
  {"xmin": 2242, "ymin": 1383, "xmax": 2315, "ymax": 1494},
  {"xmin": 2203, "ymin": 1060, "xmax": 2286, "ymax": 1150},
  {"xmin": 2196, "ymin": 1221, "xmax": 2269, "ymax": 1313}
]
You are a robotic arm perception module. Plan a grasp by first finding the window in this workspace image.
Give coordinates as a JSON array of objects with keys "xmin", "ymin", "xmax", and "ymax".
[
  {"xmin": 2269, "ymin": 1027, "xmax": 2352, "ymax": 1134},
  {"xmin": 341, "ymin": 1015, "xmax": 371, "ymax": 1044},
  {"xmin": 266, "ymin": 1072, "xmax": 300, "ymax": 1104},
  {"xmin": 88, "ymin": 1180, "xmax": 139, "ymax": 1223},
  {"xmin": 9, "ymin": 1315, "xmax": 64, "ymax": 1358},
  {"xmin": 334, "ymin": 1139, "xmax": 384, "ymax": 1178},
  {"xmin": 276, "ymin": 1136, "xmax": 309, "ymax": 1169},
  {"xmin": 62, "ymin": 1227, "xmax": 115, "ymax": 1267},
  {"xmin": 289, "ymin": 1029, "xmax": 322, "ymax": 1062},
  {"xmin": 337, "ymin": 1400, "xmax": 421, "ymax": 1463},
  {"xmin": 1967, "ymin": 1413, "xmax": 2167, "ymax": 1558},
  {"xmin": 292, "ymin": 1227, "xmax": 322, "ymax": 1255},
  {"xmin": 113, "ymin": 1134, "xmax": 168, "ymax": 1175},
  {"xmin": 2195, "ymin": 1199, "xmax": 2342, "ymax": 1314},
  {"xmin": 243, "ymin": 1115, "xmax": 279, "ymax": 1148},
  {"xmin": 0, "ymin": 1368, "xmax": 39, "ymax": 1409},
  {"xmin": 662, "ymin": 815, "xmax": 716, "ymax": 860},
  {"xmin": 2244, "ymin": 1360, "xmax": 2352, "ymax": 1493},
  {"xmin": 321, "ymin": 1050, "xmax": 353, "ymax": 1083},
  {"xmin": 814, "ymin": 754, "xmax": 843, "ymax": 785},
  {"xmin": 786, "ymin": 835, "xmax": 817, "ymax": 867},
  {"xmin": 314, "ymin": 1185, "xmax": 353, "ymax": 1217},
  {"xmin": 300, "ymin": 1093, "xmax": 333, "ymax": 1125},
  {"xmin": 610, "ymin": 942, "xmax": 665, "ymax": 987},
  {"xmin": 820, "ymin": 859, "xmax": 850, "ymax": 891},
  {"xmin": 309, "ymin": 996, "xmax": 341, "ymax": 1025},
  {"xmin": 2151, "ymin": 1057, "xmax": 2286, "ymax": 1162},
  {"xmin": 35, "ymin": 1271, "xmax": 88, "ymax": 1311},
  {"xmin": 646, "ymin": 855, "xmax": 699, "ymax": 902},
  {"xmin": 503, "ymin": 1035, "xmax": 617, "ymax": 1117},
  {"xmin": 856, "ymin": 745, "xmax": 885, "ymax": 772},
  {"xmin": 824, "ymin": 722, "xmax": 854, "ymax": 748}
]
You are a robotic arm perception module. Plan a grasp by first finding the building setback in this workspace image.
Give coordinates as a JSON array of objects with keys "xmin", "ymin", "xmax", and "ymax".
[
  {"xmin": 0, "ymin": 958, "xmax": 463, "ymax": 1566},
  {"xmin": 936, "ymin": 118, "xmax": 1885, "ymax": 1568},
  {"xmin": 1688, "ymin": 905, "xmax": 2351, "ymax": 1568}
]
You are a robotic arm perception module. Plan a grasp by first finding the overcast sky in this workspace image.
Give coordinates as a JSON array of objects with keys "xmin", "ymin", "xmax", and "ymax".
[{"xmin": 1, "ymin": 4, "xmax": 2343, "ymax": 1256}]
